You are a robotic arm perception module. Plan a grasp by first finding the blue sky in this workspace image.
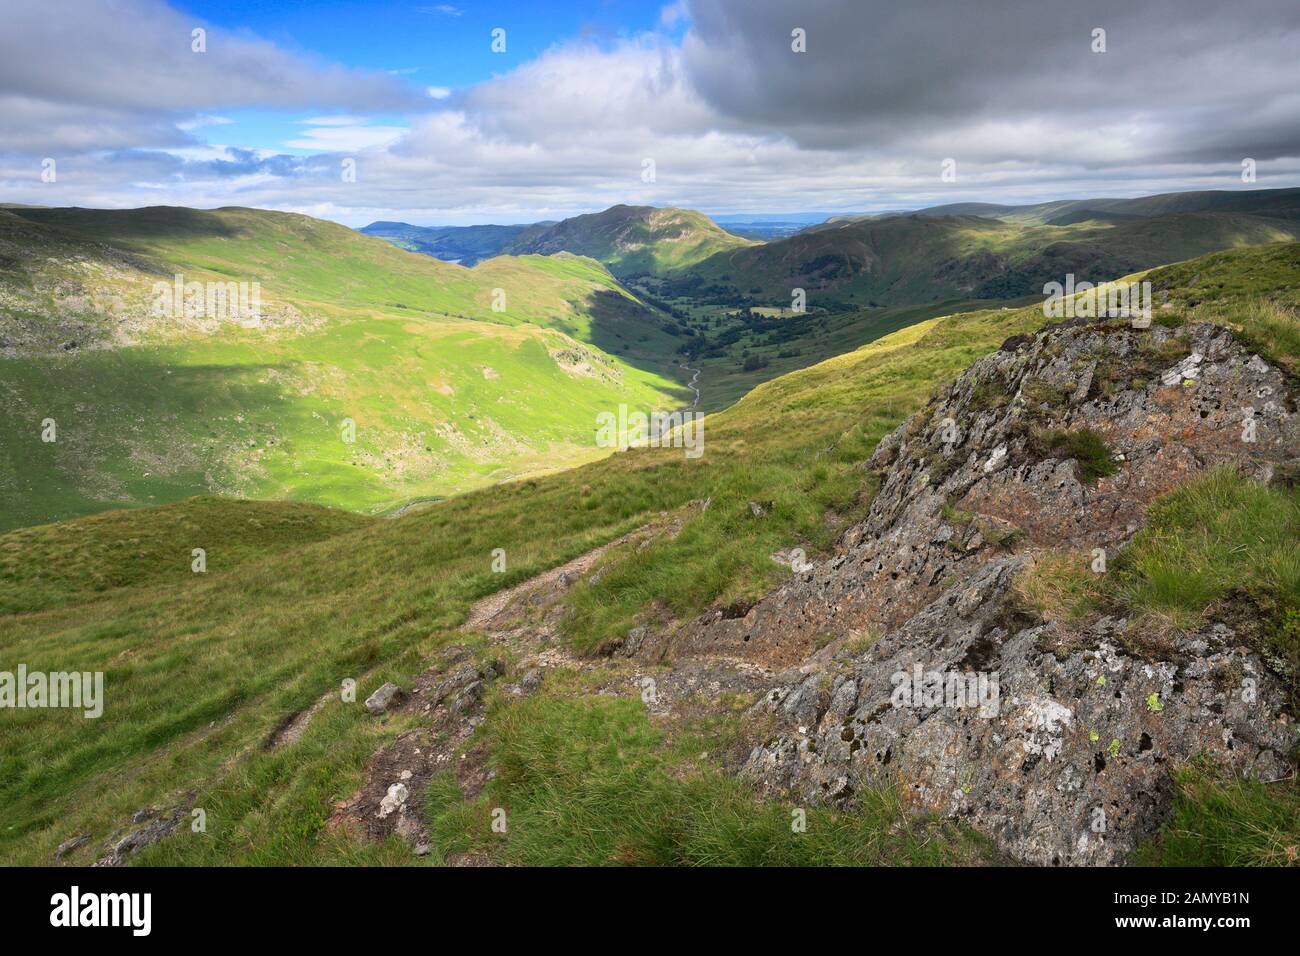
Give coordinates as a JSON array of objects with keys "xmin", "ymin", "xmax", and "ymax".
[
  {"xmin": 169, "ymin": 1, "xmax": 679, "ymax": 156},
  {"xmin": 3, "ymin": 0, "xmax": 1298, "ymax": 226}
]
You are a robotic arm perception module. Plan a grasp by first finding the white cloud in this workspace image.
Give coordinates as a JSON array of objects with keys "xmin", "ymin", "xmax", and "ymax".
[
  {"xmin": 177, "ymin": 115, "xmax": 234, "ymax": 131},
  {"xmin": 286, "ymin": 121, "xmax": 408, "ymax": 152},
  {"xmin": 2, "ymin": 0, "xmax": 1299, "ymax": 224}
]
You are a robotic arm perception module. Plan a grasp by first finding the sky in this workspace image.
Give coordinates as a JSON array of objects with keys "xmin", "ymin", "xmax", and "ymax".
[{"xmin": 2, "ymin": 0, "xmax": 1299, "ymax": 226}]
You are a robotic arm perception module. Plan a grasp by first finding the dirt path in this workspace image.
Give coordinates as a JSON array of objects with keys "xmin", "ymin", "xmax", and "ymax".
[
  {"xmin": 330, "ymin": 498, "xmax": 778, "ymax": 861},
  {"xmin": 465, "ymin": 524, "xmax": 653, "ymax": 631}
]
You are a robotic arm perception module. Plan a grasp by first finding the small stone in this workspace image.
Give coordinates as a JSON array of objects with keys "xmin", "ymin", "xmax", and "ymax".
[
  {"xmin": 365, "ymin": 682, "xmax": 403, "ymax": 715},
  {"xmin": 55, "ymin": 834, "xmax": 90, "ymax": 859},
  {"xmin": 451, "ymin": 680, "xmax": 484, "ymax": 713},
  {"xmin": 623, "ymin": 626, "xmax": 647, "ymax": 656},
  {"xmin": 378, "ymin": 783, "xmax": 409, "ymax": 818}
]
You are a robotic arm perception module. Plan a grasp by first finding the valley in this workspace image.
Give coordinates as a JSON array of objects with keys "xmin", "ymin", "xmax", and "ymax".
[
  {"xmin": 3, "ymin": 189, "xmax": 1300, "ymax": 871},
  {"xmin": 0, "ymin": 206, "xmax": 690, "ymax": 531},
  {"xmin": 3, "ymin": 227, "xmax": 1299, "ymax": 866}
]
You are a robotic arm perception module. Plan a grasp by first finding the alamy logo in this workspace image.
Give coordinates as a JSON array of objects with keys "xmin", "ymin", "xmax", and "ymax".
[
  {"xmin": 50, "ymin": 886, "xmax": 151, "ymax": 936},
  {"xmin": 1042, "ymin": 275, "xmax": 1151, "ymax": 323},
  {"xmin": 596, "ymin": 405, "xmax": 704, "ymax": 459},
  {"xmin": 152, "ymin": 273, "xmax": 262, "ymax": 326},
  {"xmin": 0, "ymin": 666, "xmax": 103, "ymax": 718},
  {"xmin": 891, "ymin": 663, "xmax": 1000, "ymax": 717}
]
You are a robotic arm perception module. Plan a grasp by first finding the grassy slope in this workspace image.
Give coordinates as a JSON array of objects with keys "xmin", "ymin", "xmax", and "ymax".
[
  {"xmin": 0, "ymin": 497, "xmax": 373, "ymax": 616},
  {"xmin": 687, "ymin": 206, "xmax": 1300, "ymax": 306},
  {"xmin": 0, "ymin": 207, "xmax": 689, "ymax": 531},
  {"xmin": 2, "ymin": 242, "xmax": 1297, "ymax": 866},
  {"xmin": 917, "ymin": 186, "xmax": 1300, "ymax": 225}
]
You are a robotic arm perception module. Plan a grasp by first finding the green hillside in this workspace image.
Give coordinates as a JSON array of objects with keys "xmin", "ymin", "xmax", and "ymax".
[
  {"xmin": 2, "ymin": 241, "xmax": 1296, "ymax": 866},
  {"xmin": 0, "ymin": 206, "xmax": 689, "ymax": 531},
  {"xmin": 684, "ymin": 202, "xmax": 1300, "ymax": 308},
  {"xmin": 503, "ymin": 204, "xmax": 758, "ymax": 277},
  {"xmin": 915, "ymin": 186, "xmax": 1300, "ymax": 225}
]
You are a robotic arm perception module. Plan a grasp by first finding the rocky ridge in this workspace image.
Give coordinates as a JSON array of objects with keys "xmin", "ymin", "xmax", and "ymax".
[{"xmin": 696, "ymin": 317, "xmax": 1299, "ymax": 864}]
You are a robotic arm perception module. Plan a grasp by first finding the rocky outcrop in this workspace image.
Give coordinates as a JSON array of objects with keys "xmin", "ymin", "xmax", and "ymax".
[
  {"xmin": 669, "ymin": 320, "xmax": 1297, "ymax": 669},
  {"xmin": 672, "ymin": 318, "xmax": 1297, "ymax": 865}
]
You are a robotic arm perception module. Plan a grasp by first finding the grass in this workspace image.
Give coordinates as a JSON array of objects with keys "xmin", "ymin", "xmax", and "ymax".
[
  {"xmin": 0, "ymin": 206, "xmax": 690, "ymax": 531},
  {"xmin": 426, "ymin": 693, "xmax": 991, "ymax": 866},
  {"xmin": 1133, "ymin": 764, "xmax": 1300, "ymax": 866},
  {"xmin": 1115, "ymin": 468, "xmax": 1300, "ymax": 665},
  {"xmin": 1015, "ymin": 468, "xmax": 1300, "ymax": 673},
  {"xmin": 0, "ymin": 496, "xmax": 372, "ymax": 615},
  {"xmin": 1033, "ymin": 428, "xmax": 1118, "ymax": 482},
  {"xmin": 2, "ymin": 241, "xmax": 1299, "ymax": 866}
]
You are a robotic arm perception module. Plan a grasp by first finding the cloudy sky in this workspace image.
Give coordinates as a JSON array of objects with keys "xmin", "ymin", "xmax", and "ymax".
[{"xmin": 3, "ymin": 0, "xmax": 1299, "ymax": 226}]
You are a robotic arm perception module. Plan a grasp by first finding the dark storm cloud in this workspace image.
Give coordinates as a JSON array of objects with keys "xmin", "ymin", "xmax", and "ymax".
[{"xmin": 681, "ymin": 0, "xmax": 1300, "ymax": 163}]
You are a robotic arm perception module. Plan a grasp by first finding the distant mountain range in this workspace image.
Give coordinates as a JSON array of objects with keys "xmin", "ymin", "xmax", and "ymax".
[{"xmin": 365, "ymin": 188, "xmax": 1300, "ymax": 309}]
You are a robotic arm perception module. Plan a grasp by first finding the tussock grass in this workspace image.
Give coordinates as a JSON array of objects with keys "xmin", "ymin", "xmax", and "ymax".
[
  {"xmin": 1033, "ymin": 428, "xmax": 1118, "ymax": 482},
  {"xmin": 1134, "ymin": 764, "xmax": 1300, "ymax": 867},
  {"xmin": 1115, "ymin": 468, "xmax": 1300, "ymax": 662},
  {"xmin": 427, "ymin": 694, "xmax": 992, "ymax": 866}
]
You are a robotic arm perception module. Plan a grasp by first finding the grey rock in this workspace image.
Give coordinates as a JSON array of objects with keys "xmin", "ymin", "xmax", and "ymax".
[
  {"xmin": 365, "ymin": 682, "xmax": 404, "ymax": 715},
  {"xmin": 622, "ymin": 626, "xmax": 648, "ymax": 657},
  {"xmin": 378, "ymin": 782, "xmax": 409, "ymax": 819},
  {"xmin": 55, "ymin": 834, "xmax": 90, "ymax": 859},
  {"xmin": 451, "ymin": 680, "xmax": 485, "ymax": 713},
  {"xmin": 673, "ymin": 321, "xmax": 1299, "ymax": 865}
]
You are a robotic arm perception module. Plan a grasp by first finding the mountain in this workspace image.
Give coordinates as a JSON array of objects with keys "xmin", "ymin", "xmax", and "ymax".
[
  {"xmin": 839, "ymin": 186, "xmax": 1300, "ymax": 227},
  {"xmin": 0, "ymin": 205, "xmax": 688, "ymax": 531},
  {"xmin": 680, "ymin": 191, "xmax": 1300, "ymax": 308},
  {"xmin": 358, "ymin": 221, "xmax": 554, "ymax": 266},
  {"xmin": 4, "ymin": 240, "xmax": 1297, "ymax": 867},
  {"xmin": 501, "ymin": 204, "xmax": 758, "ymax": 277}
]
